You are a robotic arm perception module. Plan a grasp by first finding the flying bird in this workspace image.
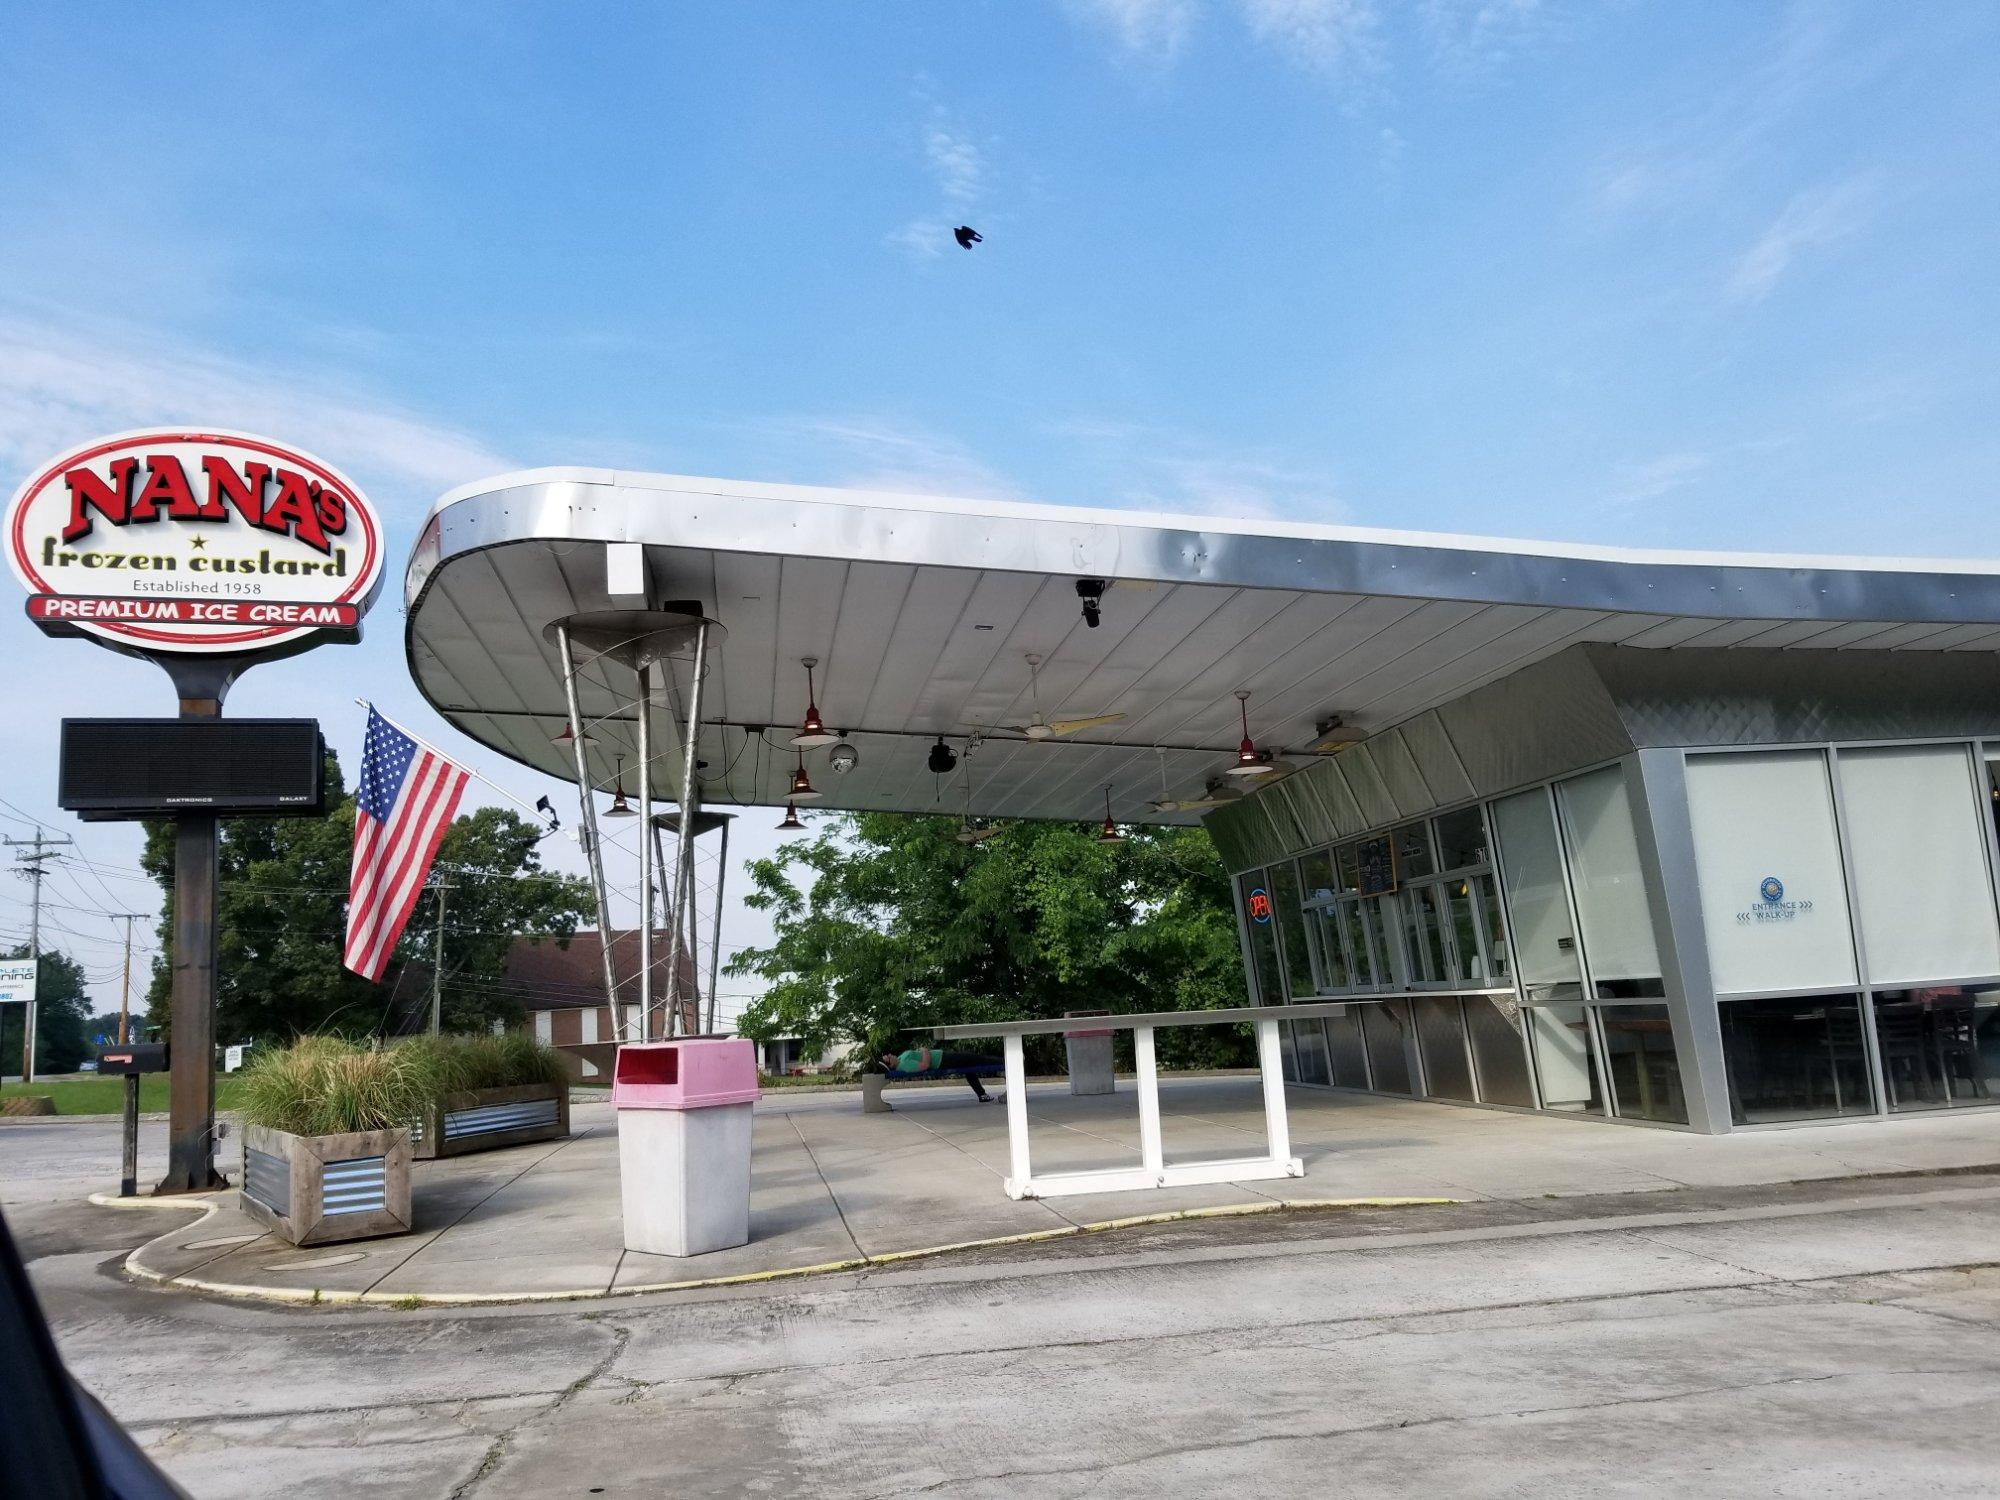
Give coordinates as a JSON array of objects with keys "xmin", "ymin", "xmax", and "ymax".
[{"xmin": 953, "ymin": 225, "xmax": 983, "ymax": 249}]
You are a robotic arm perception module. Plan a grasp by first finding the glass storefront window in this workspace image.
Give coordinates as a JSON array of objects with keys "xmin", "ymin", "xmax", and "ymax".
[
  {"xmin": 1873, "ymin": 985, "xmax": 2000, "ymax": 1111},
  {"xmin": 1334, "ymin": 842, "xmax": 1360, "ymax": 892},
  {"xmin": 1241, "ymin": 872, "xmax": 1283, "ymax": 1005},
  {"xmin": 1313, "ymin": 906, "xmax": 1352, "ymax": 990},
  {"xmin": 1271, "ymin": 861, "xmax": 1314, "ymax": 1000},
  {"xmin": 1399, "ymin": 888, "xmax": 1449, "ymax": 984},
  {"xmin": 1433, "ymin": 806, "xmax": 1488, "ymax": 871},
  {"xmin": 1393, "ymin": 822, "xmax": 1435, "ymax": 880},
  {"xmin": 1325, "ymin": 1005, "xmax": 1370, "ymax": 1088},
  {"xmin": 1444, "ymin": 878, "xmax": 1484, "ymax": 982},
  {"xmin": 1361, "ymin": 1001, "xmax": 1415, "ymax": 1094},
  {"xmin": 1492, "ymin": 788, "xmax": 1586, "ymax": 1006},
  {"xmin": 1528, "ymin": 1002, "xmax": 1602, "ymax": 1113},
  {"xmin": 1414, "ymin": 996, "xmax": 1475, "ymax": 1101},
  {"xmin": 1478, "ymin": 873, "xmax": 1512, "ymax": 984},
  {"xmin": 1557, "ymin": 766, "xmax": 1665, "ymax": 1000},
  {"xmin": 1598, "ymin": 1003, "xmax": 1687, "ymax": 1124},
  {"xmin": 1300, "ymin": 849, "xmax": 1338, "ymax": 902},
  {"xmin": 1718, "ymin": 995, "xmax": 1874, "ymax": 1124},
  {"xmin": 1465, "ymin": 994, "xmax": 1536, "ymax": 1107}
]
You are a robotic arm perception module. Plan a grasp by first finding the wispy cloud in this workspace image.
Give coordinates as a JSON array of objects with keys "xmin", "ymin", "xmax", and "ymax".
[
  {"xmin": 0, "ymin": 311, "xmax": 509, "ymax": 505},
  {"xmin": 1050, "ymin": 416, "xmax": 1346, "ymax": 522},
  {"xmin": 925, "ymin": 127, "xmax": 984, "ymax": 202},
  {"xmin": 1604, "ymin": 451, "xmax": 1712, "ymax": 512},
  {"xmin": 761, "ymin": 414, "xmax": 1023, "ymax": 499},
  {"xmin": 888, "ymin": 112, "xmax": 991, "ymax": 259},
  {"xmin": 1419, "ymin": 0, "xmax": 1546, "ymax": 72},
  {"xmin": 1239, "ymin": 0, "xmax": 1385, "ymax": 81},
  {"xmin": 1725, "ymin": 174, "xmax": 1877, "ymax": 303},
  {"xmin": 1063, "ymin": 0, "xmax": 1197, "ymax": 65}
]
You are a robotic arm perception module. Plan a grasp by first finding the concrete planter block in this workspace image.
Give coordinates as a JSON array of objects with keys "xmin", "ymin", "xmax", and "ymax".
[
  {"xmin": 239, "ymin": 1123, "xmax": 413, "ymax": 1247},
  {"xmin": 862, "ymin": 1072, "xmax": 891, "ymax": 1113},
  {"xmin": 410, "ymin": 1082, "xmax": 569, "ymax": 1161}
]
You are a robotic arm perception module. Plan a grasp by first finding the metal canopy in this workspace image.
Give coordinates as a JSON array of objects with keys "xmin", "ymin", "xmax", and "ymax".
[{"xmin": 404, "ymin": 469, "xmax": 2000, "ymax": 826}]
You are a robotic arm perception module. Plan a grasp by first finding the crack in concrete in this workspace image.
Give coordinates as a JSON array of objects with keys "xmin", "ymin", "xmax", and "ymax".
[
  {"xmin": 864, "ymin": 1365, "xmax": 2000, "ymax": 1498},
  {"xmin": 447, "ymin": 1316, "xmax": 632, "ymax": 1500}
]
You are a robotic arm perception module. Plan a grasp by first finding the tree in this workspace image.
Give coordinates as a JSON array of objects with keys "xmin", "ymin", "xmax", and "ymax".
[
  {"xmin": 726, "ymin": 814, "xmax": 1250, "ymax": 1071},
  {"xmin": 0, "ymin": 947, "xmax": 92, "ymax": 1075},
  {"xmin": 143, "ymin": 751, "xmax": 593, "ymax": 1041}
]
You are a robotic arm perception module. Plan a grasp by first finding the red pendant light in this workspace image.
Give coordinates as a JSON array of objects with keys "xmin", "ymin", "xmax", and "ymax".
[
  {"xmin": 1227, "ymin": 689, "xmax": 1271, "ymax": 777},
  {"xmin": 1098, "ymin": 784, "xmax": 1124, "ymax": 844},
  {"xmin": 775, "ymin": 801, "xmax": 805, "ymax": 831},
  {"xmin": 551, "ymin": 722, "xmax": 595, "ymax": 746},
  {"xmin": 604, "ymin": 756, "xmax": 637, "ymax": 817},
  {"xmin": 788, "ymin": 749, "xmax": 821, "ymax": 801},
  {"xmin": 790, "ymin": 657, "xmax": 839, "ymax": 748}
]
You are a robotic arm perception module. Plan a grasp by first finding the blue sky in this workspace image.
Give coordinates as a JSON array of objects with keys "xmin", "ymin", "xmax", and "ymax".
[{"xmin": 2, "ymin": 1, "xmax": 1997, "ymax": 1017}]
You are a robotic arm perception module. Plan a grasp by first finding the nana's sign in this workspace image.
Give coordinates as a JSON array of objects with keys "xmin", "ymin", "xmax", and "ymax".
[{"xmin": 7, "ymin": 430, "xmax": 384, "ymax": 656}]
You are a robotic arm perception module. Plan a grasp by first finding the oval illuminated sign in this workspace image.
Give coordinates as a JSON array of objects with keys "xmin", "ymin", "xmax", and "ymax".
[{"xmin": 7, "ymin": 429, "xmax": 383, "ymax": 656}]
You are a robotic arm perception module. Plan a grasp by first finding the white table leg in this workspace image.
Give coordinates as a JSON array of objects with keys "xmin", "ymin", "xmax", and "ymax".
[
  {"xmin": 1135, "ymin": 1025, "xmax": 1164, "ymax": 1181},
  {"xmin": 1003, "ymin": 1033, "xmax": 1031, "ymax": 1198},
  {"xmin": 1256, "ymin": 1019, "xmax": 1298, "ymax": 1173}
]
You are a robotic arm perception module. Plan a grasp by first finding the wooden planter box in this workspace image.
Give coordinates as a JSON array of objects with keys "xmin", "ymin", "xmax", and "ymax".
[
  {"xmin": 410, "ymin": 1082, "xmax": 569, "ymax": 1161},
  {"xmin": 239, "ymin": 1123, "xmax": 413, "ymax": 1247}
]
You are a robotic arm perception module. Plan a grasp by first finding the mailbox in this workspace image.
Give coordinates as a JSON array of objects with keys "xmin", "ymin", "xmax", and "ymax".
[{"xmin": 95, "ymin": 1043, "xmax": 169, "ymax": 1075}]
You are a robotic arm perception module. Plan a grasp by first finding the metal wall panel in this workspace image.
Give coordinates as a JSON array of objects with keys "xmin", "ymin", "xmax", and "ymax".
[
  {"xmin": 1371, "ymin": 729, "xmax": 1434, "ymax": 816},
  {"xmin": 321, "ymin": 1156, "xmax": 390, "ymax": 1217},
  {"xmin": 243, "ymin": 1148, "xmax": 289, "ymax": 1215},
  {"xmin": 1398, "ymin": 710, "xmax": 1475, "ymax": 806},
  {"xmin": 1591, "ymin": 646, "xmax": 2000, "ymax": 747},
  {"xmin": 1340, "ymin": 745, "xmax": 1401, "ymax": 828}
]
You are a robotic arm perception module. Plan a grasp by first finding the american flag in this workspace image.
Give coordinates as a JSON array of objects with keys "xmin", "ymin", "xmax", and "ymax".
[{"xmin": 344, "ymin": 706, "xmax": 470, "ymax": 980}]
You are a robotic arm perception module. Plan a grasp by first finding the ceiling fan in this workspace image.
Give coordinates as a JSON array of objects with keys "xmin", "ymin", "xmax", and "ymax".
[
  {"xmin": 1146, "ymin": 750, "xmax": 1246, "ymax": 814},
  {"xmin": 1003, "ymin": 653, "xmax": 1124, "ymax": 741}
]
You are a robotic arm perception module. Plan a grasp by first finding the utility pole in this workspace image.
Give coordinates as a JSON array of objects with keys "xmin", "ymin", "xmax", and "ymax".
[
  {"xmin": 5, "ymin": 829, "xmax": 73, "ymax": 1083},
  {"xmin": 112, "ymin": 913, "xmax": 145, "ymax": 1045},
  {"xmin": 429, "ymin": 876, "xmax": 451, "ymax": 1036}
]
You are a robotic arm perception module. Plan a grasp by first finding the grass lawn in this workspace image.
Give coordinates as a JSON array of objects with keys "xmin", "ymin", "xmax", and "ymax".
[{"xmin": 1, "ymin": 1074, "xmax": 250, "ymax": 1115}]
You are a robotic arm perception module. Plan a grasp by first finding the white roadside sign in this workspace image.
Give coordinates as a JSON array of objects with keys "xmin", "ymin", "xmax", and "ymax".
[{"xmin": 0, "ymin": 957, "xmax": 36, "ymax": 1005}]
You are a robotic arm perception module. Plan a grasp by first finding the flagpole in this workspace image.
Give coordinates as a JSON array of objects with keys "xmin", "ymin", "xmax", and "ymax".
[{"xmin": 353, "ymin": 699, "xmax": 561, "ymax": 829}]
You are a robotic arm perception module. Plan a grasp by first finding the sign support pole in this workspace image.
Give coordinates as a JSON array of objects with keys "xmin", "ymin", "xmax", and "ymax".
[
  {"xmin": 155, "ymin": 654, "xmax": 243, "ymax": 1195},
  {"xmin": 121, "ymin": 1072, "xmax": 140, "ymax": 1199}
]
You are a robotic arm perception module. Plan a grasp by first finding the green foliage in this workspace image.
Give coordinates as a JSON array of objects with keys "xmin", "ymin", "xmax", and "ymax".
[
  {"xmin": 726, "ymin": 814, "xmax": 1251, "ymax": 1070},
  {"xmin": 392, "ymin": 1031, "xmax": 569, "ymax": 1095},
  {"xmin": 234, "ymin": 1035, "xmax": 444, "ymax": 1136},
  {"xmin": 0, "ymin": 948, "xmax": 93, "ymax": 1075},
  {"xmin": 142, "ymin": 751, "xmax": 592, "ymax": 1042}
]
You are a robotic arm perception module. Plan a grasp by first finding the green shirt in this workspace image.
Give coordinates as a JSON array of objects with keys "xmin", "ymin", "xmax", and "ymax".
[{"xmin": 896, "ymin": 1046, "xmax": 941, "ymax": 1073}]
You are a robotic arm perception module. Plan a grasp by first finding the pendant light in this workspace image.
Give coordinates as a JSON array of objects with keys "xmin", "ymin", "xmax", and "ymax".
[
  {"xmin": 551, "ymin": 722, "xmax": 595, "ymax": 746},
  {"xmin": 604, "ymin": 757, "xmax": 636, "ymax": 817},
  {"xmin": 1227, "ymin": 690, "xmax": 1272, "ymax": 777},
  {"xmin": 787, "ymin": 748, "xmax": 821, "ymax": 801},
  {"xmin": 790, "ymin": 657, "xmax": 839, "ymax": 748},
  {"xmin": 1097, "ymin": 784, "xmax": 1124, "ymax": 844},
  {"xmin": 775, "ymin": 802, "xmax": 805, "ymax": 832}
]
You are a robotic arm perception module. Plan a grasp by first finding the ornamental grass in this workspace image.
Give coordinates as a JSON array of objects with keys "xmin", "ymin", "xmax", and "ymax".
[
  {"xmin": 392, "ymin": 1031, "xmax": 571, "ymax": 1096},
  {"xmin": 235, "ymin": 1036, "xmax": 446, "ymax": 1138}
]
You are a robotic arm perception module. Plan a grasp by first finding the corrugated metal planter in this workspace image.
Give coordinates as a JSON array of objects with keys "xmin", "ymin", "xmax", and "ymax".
[
  {"xmin": 409, "ymin": 1082, "xmax": 569, "ymax": 1161},
  {"xmin": 239, "ymin": 1124, "xmax": 413, "ymax": 1247}
]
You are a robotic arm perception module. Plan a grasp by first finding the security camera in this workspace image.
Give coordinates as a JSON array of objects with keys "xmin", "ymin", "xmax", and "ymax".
[
  {"xmin": 1076, "ymin": 578, "xmax": 1106, "ymax": 628},
  {"xmin": 829, "ymin": 741, "xmax": 859, "ymax": 774},
  {"xmin": 927, "ymin": 737, "xmax": 958, "ymax": 775}
]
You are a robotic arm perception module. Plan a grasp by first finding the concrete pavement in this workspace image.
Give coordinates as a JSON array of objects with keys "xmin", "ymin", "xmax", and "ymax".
[
  {"xmin": 17, "ymin": 1168, "xmax": 2000, "ymax": 1498},
  {"xmin": 9, "ymin": 1076, "xmax": 2000, "ymax": 1302}
]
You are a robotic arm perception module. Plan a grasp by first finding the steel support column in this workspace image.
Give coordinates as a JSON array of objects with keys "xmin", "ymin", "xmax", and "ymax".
[
  {"xmin": 557, "ymin": 622, "xmax": 622, "ymax": 1016},
  {"xmin": 663, "ymin": 622, "xmax": 709, "ymax": 1034},
  {"xmin": 635, "ymin": 661, "xmax": 654, "ymax": 1042}
]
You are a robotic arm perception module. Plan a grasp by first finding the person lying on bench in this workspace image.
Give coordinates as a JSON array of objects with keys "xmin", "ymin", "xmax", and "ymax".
[{"xmin": 883, "ymin": 1045, "xmax": 1002, "ymax": 1102}]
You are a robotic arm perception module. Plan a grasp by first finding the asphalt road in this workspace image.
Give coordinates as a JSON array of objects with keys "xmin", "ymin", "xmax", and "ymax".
[{"xmin": 15, "ymin": 1168, "xmax": 2000, "ymax": 1498}]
